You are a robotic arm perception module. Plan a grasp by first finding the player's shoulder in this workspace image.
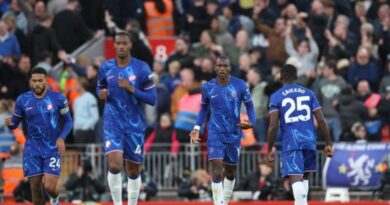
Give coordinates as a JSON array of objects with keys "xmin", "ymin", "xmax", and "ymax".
[
  {"xmin": 203, "ymin": 78, "xmax": 217, "ymax": 89},
  {"xmin": 47, "ymin": 90, "xmax": 66, "ymax": 100},
  {"xmin": 17, "ymin": 91, "xmax": 33, "ymax": 102},
  {"xmin": 101, "ymin": 58, "xmax": 116, "ymax": 69},
  {"xmin": 230, "ymin": 76, "xmax": 246, "ymax": 86}
]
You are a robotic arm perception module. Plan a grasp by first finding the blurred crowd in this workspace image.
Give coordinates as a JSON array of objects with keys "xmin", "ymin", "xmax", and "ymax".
[{"xmin": 0, "ymin": 0, "xmax": 390, "ymax": 202}]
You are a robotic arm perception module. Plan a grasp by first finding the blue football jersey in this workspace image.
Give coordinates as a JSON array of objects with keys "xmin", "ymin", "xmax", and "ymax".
[
  {"xmin": 201, "ymin": 77, "xmax": 252, "ymax": 138},
  {"xmin": 269, "ymin": 84, "xmax": 321, "ymax": 151},
  {"xmin": 98, "ymin": 57, "xmax": 155, "ymax": 132},
  {"xmin": 12, "ymin": 90, "xmax": 70, "ymax": 156}
]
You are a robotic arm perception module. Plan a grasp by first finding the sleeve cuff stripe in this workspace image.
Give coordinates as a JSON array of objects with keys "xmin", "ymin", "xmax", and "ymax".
[
  {"xmin": 12, "ymin": 113, "xmax": 22, "ymax": 118},
  {"xmin": 144, "ymin": 84, "xmax": 156, "ymax": 90}
]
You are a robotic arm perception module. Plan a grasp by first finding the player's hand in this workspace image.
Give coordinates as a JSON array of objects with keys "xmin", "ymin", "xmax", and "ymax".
[
  {"xmin": 324, "ymin": 145, "xmax": 333, "ymax": 158},
  {"xmin": 56, "ymin": 138, "xmax": 65, "ymax": 156},
  {"xmin": 118, "ymin": 78, "xmax": 135, "ymax": 93},
  {"xmin": 267, "ymin": 151, "xmax": 274, "ymax": 162},
  {"xmin": 99, "ymin": 89, "xmax": 108, "ymax": 100},
  {"xmin": 5, "ymin": 116, "xmax": 13, "ymax": 127},
  {"xmin": 238, "ymin": 120, "xmax": 253, "ymax": 129},
  {"xmin": 190, "ymin": 129, "xmax": 200, "ymax": 144}
]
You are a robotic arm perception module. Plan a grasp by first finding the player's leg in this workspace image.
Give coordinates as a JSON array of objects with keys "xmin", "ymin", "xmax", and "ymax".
[
  {"xmin": 43, "ymin": 174, "xmax": 60, "ymax": 205},
  {"xmin": 29, "ymin": 175, "xmax": 45, "ymax": 205},
  {"xmin": 124, "ymin": 132, "xmax": 144, "ymax": 205},
  {"xmin": 210, "ymin": 159, "xmax": 225, "ymax": 205},
  {"xmin": 303, "ymin": 149, "xmax": 317, "ymax": 198},
  {"xmin": 107, "ymin": 152, "xmax": 124, "ymax": 205},
  {"xmin": 222, "ymin": 144, "xmax": 240, "ymax": 205},
  {"xmin": 43, "ymin": 153, "xmax": 62, "ymax": 205},
  {"xmin": 105, "ymin": 132, "xmax": 124, "ymax": 205},
  {"xmin": 282, "ymin": 150, "xmax": 307, "ymax": 205},
  {"xmin": 125, "ymin": 161, "xmax": 142, "ymax": 205},
  {"xmin": 24, "ymin": 155, "xmax": 45, "ymax": 205}
]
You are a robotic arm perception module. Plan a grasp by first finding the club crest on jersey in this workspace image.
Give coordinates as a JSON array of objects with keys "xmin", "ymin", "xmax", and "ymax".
[
  {"xmin": 47, "ymin": 104, "xmax": 53, "ymax": 111},
  {"xmin": 128, "ymin": 75, "xmax": 136, "ymax": 82},
  {"xmin": 105, "ymin": 140, "xmax": 111, "ymax": 148},
  {"xmin": 230, "ymin": 91, "xmax": 237, "ymax": 99}
]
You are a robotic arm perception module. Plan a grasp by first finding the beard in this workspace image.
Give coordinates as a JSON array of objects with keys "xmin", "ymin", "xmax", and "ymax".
[{"xmin": 33, "ymin": 86, "xmax": 46, "ymax": 96}]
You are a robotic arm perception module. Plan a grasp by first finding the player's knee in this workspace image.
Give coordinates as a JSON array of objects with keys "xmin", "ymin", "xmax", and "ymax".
[
  {"xmin": 43, "ymin": 183, "xmax": 57, "ymax": 196},
  {"xmin": 211, "ymin": 169, "xmax": 224, "ymax": 181},
  {"xmin": 108, "ymin": 163, "xmax": 122, "ymax": 174},
  {"xmin": 225, "ymin": 169, "xmax": 235, "ymax": 180}
]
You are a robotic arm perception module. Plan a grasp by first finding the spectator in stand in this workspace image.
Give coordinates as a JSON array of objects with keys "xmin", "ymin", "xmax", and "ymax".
[
  {"xmin": 196, "ymin": 57, "xmax": 215, "ymax": 82},
  {"xmin": 210, "ymin": 16, "xmax": 234, "ymax": 55},
  {"xmin": 52, "ymin": 0, "xmax": 93, "ymax": 53},
  {"xmin": 285, "ymin": 23, "xmax": 319, "ymax": 78},
  {"xmin": 1, "ymin": 143, "xmax": 23, "ymax": 203},
  {"xmin": 2, "ymin": 0, "xmax": 27, "ymax": 34},
  {"xmin": 171, "ymin": 68, "xmax": 200, "ymax": 120},
  {"xmin": 226, "ymin": 29, "xmax": 251, "ymax": 66},
  {"xmin": 73, "ymin": 78, "xmax": 99, "ymax": 147},
  {"xmin": 348, "ymin": 48, "xmax": 379, "ymax": 89},
  {"xmin": 239, "ymin": 160, "xmax": 274, "ymax": 200},
  {"xmin": 349, "ymin": 1, "xmax": 367, "ymax": 42},
  {"xmin": 3, "ymin": 14, "xmax": 26, "ymax": 54},
  {"xmin": 164, "ymin": 61, "xmax": 181, "ymax": 94},
  {"xmin": 373, "ymin": 4, "xmax": 389, "ymax": 38},
  {"xmin": 78, "ymin": 0, "xmax": 104, "ymax": 31},
  {"xmin": 323, "ymin": 23, "xmax": 355, "ymax": 61},
  {"xmin": 30, "ymin": 14, "xmax": 66, "ymax": 65},
  {"xmin": 249, "ymin": 47, "xmax": 271, "ymax": 78},
  {"xmin": 191, "ymin": 30, "xmax": 223, "ymax": 61},
  {"xmin": 178, "ymin": 169, "xmax": 212, "ymax": 201},
  {"xmin": 0, "ymin": 58, "xmax": 17, "ymax": 99},
  {"xmin": 186, "ymin": 0, "xmax": 213, "ymax": 43},
  {"xmin": 145, "ymin": 113, "xmax": 179, "ymax": 154},
  {"xmin": 246, "ymin": 68, "xmax": 267, "ymax": 142},
  {"xmin": 143, "ymin": 0, "xmax": 174, "ymax": 37},
  {"xmin": 338, "ymin": 86, "xmax": 368, "ymax": 140},
  {"xmin": 349, "ymin": 122, "xmax": 368, "ymax": 143},
  {"xmin": 238, "ymin": 53, "xmax": 251, "ymax": 80},
  {"xmin": 251, "ymin": 0, "xmax": 277, "ymax": 27},
  {"xmin": 13, "ymin": 55, "xmax": 30, "ymax": 96},
  {"xmin": 379, "ymin": 62, "xmax": 390, "ymax": 95},
  {"xmin": 253, "ymin": 17, "xmax": 289, "ymax": 64},
  {"xmin": 356, "ymin": 80, "xmax": 373, "ymax": 103},
  {"xmin": 165, "ymin": 36, "xmax": 195, "ymax": 71},
  {"xmin": 0, "ymin": 19, "xmax": 20, "ymax": 58},
  {"xmin": 316, "ymin": 60, "xmax": 346, "ymax": 141},
  {"xmin": 65, "ymin": 157, "xmax": 105, "ymax": 202}
]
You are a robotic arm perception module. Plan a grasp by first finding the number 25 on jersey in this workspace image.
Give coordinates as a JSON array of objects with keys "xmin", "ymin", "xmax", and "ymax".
[{"xmin": 282, "ymin": 96, "xmax": 311, "ymax": 123}]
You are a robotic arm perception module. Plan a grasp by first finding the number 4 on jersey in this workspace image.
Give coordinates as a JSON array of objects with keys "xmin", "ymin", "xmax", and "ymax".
[
  {"xmin": 135, "ymin": 145, "xmax": 142, "ymax": 155},
  {"xmin": 282, "ymin": 96, "xmax": 311, "ymax": 123}
]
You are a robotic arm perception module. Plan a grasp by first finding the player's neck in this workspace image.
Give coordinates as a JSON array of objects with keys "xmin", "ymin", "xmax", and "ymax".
[
  {"xmin": 33, "ymin": 89, "xmax": 47, "ymax": 99},
  {"xmin": 217, "ymin": 76, "xmax": 230, "ymax": 86},
  {"xmin": 116, "ymin": 56, "xmax": 131, "ymax": 67},
  {"xmin": 282, "ymin": 80, "xmax": 295, "ymax": 86}
]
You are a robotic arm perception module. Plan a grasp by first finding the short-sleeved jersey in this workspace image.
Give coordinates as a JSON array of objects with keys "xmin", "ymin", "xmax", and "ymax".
[
  {"xmin": 269, "ymin": 84, "xmax": 321, "ymax": 151},
  {"xmin": 98, "ymin": 57, "xmax": 155, "ymax": 132},
  {"xmin": 202, "ymin": 77, "xmax": 252, "ymax": 138},
  {"xmin": 13, "ymin": 90, "xmax": 70, "ymax": 156}
]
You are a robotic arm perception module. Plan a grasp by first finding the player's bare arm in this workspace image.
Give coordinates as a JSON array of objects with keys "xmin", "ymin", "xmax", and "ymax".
[
  {"xmin": 314, "ymin": 109, "xmax": 333, "ymax": 157},
  {"xmin": 267, "ymin": 111, "xmax": 279, "ymax": 162},
  {"xmin": 56, "ymin": 138, "xmax": 65, "ymax": 156}
]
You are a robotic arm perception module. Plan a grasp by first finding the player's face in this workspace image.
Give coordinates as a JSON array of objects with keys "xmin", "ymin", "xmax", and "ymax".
[
  {"xmin": 30, "ymin": 73, "xmax": 47, "ymax": 96},
  {"xmin": 215, "ymin": 58, "xmax": 231, "ymax": 79},
  {"xmin": 114, "ymin": 35, "xmax": 132, "ymax": 59}
]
